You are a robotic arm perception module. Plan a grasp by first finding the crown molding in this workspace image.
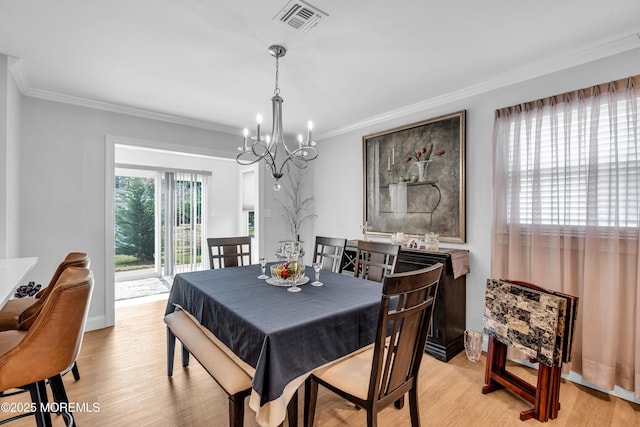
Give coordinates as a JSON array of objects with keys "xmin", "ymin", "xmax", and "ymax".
[
  {"xmin": 6, "ymin": 57, "xmax": 239, "ymax": 136},
  {"xmin": 318, "ymin": 31, "xmax": 640, "ymax": 140},
  {"xmin": 7, "ymin": 56, "xmax": 31, "ymax": 94},
  {"xmin": 26, "ymin": 87, "xmax": 239, "ymax": 135},
  {"xmin": 7, "ymin": 31, "xmax": 640, "ymax": 142}
]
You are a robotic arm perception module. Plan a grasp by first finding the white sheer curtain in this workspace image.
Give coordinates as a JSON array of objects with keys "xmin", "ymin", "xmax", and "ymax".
[{"xmin": 492, "ymin": 76, "xmax": 640, "ymax": 397}]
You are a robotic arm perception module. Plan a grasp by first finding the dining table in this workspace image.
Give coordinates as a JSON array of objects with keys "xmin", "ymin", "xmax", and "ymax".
[
  {"xmin": 165, "ymin": 263, "xmax": 383, "ymax": 427},
  {"xmin": 0, "ymin": 257, "xmax": 38, "ymax": 307}
]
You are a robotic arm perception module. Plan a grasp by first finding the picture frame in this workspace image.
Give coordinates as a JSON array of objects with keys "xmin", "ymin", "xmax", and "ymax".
[{"xmin": 362, "ymin": 110, "xmax": 466, "ymax": 243}]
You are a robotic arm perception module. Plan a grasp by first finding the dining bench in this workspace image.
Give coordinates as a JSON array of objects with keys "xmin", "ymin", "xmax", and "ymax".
[{"xmin": 164, "ymin": 308, "xmax": 298, "ymax": 427}]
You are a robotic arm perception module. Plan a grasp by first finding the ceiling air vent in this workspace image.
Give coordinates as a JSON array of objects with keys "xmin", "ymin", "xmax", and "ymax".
[{"xmin": 274, "ymin": 0, "xmax": 328, "ymax": 34}]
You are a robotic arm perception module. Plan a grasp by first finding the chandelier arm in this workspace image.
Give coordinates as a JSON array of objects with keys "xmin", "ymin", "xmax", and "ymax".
[
  {"xmin": 236, "ymin": 152, "xmax": 262, "ymax": 166},
  {"xmin": 273, "ymin": 147, "xmax": 319, "ymax": 176}
]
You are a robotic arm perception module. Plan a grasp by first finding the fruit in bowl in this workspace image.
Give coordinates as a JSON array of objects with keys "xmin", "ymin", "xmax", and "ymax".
[{"xmin": 271, "ymin": 262, "xmax": 304, "ymax": 285}]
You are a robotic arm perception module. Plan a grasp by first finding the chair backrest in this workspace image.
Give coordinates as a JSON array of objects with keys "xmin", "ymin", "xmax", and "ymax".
[
  {"xmin": 0, "ymin": 267, "xmax": 93, "ymax": 391},
  {"xmin": 312, "ymin": 236, "xmax": 347, "ymax": 273},
  {"xmin": 207, "ymin": 237, "xmax": 252, "ymax": 269},
  {"xmin": 354, "ymin": 240, "xmax": 400, "ymax": 282},
  {"xmin": 368, "ymin": 263, "xmax": 442, "ymax": 405},
  {"xmin": 21, "ymin": 252, "xmax": 90, "ymax": 321}
]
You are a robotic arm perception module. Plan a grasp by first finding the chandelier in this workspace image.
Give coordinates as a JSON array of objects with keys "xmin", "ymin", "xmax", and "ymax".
[{"xmin": 236, "ymin": 45, "xmax": 318, "ymax": 190}]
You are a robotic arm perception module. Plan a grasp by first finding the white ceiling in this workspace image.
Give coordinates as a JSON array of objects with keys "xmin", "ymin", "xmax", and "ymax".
[{"xmin": 1, "ymin": 0, "xmax": 639, "ymax": 140}]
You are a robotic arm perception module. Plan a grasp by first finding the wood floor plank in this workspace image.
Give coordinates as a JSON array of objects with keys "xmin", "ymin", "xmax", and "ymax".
[{"xmin": 1, "ymin": 297, "xmax": 638, "ymax": 426}]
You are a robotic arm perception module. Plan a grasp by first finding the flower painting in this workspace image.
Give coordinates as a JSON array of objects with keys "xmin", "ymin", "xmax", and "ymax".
[
  {"xmin": 404, "ymin": 145, "xmax": 445, "ymax": 163},
  {"xmin": 362, "ymin": 111, "xmax": 466, "ymax": 243}
]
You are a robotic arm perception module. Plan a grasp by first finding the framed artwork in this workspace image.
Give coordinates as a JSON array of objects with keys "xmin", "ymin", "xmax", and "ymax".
[{"xmin": 362, "ymin": 110, "xmax": 466, "ymax": 243}]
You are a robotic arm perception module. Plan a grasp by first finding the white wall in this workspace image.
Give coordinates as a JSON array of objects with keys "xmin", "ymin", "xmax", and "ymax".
[
  {"xmin": 0, "ymin": 55, "xmax": 8, "ymax": 257},
  {"xmin": 0, "ymin": 57, "xmax": 6, "ymax": 258},
  {"xmin": 5, "ymin": 57, "xmax": 21, "ymax": 258},
  {"xmin": 313, "ymin": 48, "xmax": 640, "ymax": 335},
  {"xmin": 0, "ymin": 54, "xmax": 21, "ymax": 259},
  {"xmin": 18, "ymin": 97, "xmax": 240, "ymax": 330}
]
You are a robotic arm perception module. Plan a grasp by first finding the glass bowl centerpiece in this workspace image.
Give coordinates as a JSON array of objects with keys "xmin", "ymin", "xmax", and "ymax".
[{"xmin": 270, "ymin": 262, "xmax": 304, "ymax": 286}]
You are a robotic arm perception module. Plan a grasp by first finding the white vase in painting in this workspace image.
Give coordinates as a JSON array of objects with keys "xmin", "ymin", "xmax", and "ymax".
[{"xmin": 415, "ymin": 160, "xmax": 431, "ymax": 182}]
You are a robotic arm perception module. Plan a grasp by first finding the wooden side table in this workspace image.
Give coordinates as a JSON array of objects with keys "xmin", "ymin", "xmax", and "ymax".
[
  {"xmin": 482, "ymin": 337, "xmax": 562, "ymax": 422},
  {"xmin": 482, "ymin": 279, "xmax": 578, "ymax": 422}
]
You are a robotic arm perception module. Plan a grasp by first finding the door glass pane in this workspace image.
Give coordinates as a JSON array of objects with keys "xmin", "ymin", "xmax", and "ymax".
[{"xmin": 114, "ymin": 175, "xmax": 156, "ymax": 276}]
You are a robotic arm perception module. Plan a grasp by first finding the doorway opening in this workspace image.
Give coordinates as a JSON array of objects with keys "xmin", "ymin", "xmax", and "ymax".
[
  {"xmin": 106, "ymin": 137, "xmax": 260, "ymax": 325},
  {"xmin": 114, "ymin": 152, "xmax": 210, "ymax": 302}
]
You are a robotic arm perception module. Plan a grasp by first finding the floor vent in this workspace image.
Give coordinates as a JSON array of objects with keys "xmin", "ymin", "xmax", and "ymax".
[{"xmin": 274, "ymin": 0, "xmax": 328, "ymax": 34}]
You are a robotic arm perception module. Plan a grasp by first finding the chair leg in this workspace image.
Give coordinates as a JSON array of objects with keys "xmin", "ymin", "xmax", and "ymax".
[
  {"xmin": 303, "ymin": 377, "xmax": 318, "ymax": 427},
  {"xmin": 228, "ymin": 393, "xmax": 244, "ymax": 427},
  {"xmin": 49, "ymin": 374, "xmax": 69, "ymax": 405},
  {"xmin": 48, "ymin": 374, "xmax": 76, "ymax": 427},
  {"xmin": 71, "ymin": 362, "xmax": 80, "ymax": 381},
  {"xmin": 28, "ymin": 381, "xmax": 53, "ymax": 427},
  {"xmin": 393, "ymin": 395, "xmax": 405, "ymax": 409},
  {"xmin": 287, "ymin": 390, "xmax": 298, "ymax": 427},
  {"xmin": 181, "ymin": 343, "xmax": 190, "ymax": 368},
  {"xmin": 366, "ymin": 409, "xmax": 377, "ymax": 427},
  {"xmin": 408, "ymin": 388, "xmax": 420, "ymax": 427},
  {"xmin": 166, "ymin": 326, "xmax": 175, "ymax": 377}
]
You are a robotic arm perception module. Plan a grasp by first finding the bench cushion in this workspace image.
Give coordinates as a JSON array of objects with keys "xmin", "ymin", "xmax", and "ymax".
[{"xmin": 164, "ymin": 310, "xmax": 252, "ymax": 395}]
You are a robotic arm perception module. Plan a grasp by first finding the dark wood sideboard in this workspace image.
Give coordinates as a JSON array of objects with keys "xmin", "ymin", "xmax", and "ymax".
[{"xmin": 343, "ymin": 240, "xmax": 469, "ymax": 362}]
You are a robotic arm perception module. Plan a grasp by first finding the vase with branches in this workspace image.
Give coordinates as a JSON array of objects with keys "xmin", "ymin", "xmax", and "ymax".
[{"xmin": 277, "ymin": 167, "xmax": 315, "ymax": 242}]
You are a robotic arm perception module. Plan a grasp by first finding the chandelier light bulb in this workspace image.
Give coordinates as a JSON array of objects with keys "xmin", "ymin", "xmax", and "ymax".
[{"xmin": 241, "ymin": 128, "xmax": 249, "ymax": 152}]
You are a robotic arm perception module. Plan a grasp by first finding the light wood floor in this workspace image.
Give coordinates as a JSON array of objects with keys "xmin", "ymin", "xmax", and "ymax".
[{"xmin": 3, "ymin": 298, "xmax": 639, "ymax": 426}]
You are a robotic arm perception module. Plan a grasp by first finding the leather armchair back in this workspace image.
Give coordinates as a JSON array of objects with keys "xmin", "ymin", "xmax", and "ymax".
[{"xmin": 0, "ymin": 267, "xmax": 93, "ymax": 391}]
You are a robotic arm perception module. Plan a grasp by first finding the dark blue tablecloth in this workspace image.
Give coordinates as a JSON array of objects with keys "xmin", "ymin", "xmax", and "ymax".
[{"xmin": 165, "ymin": 264, "xmax": 382, "ymax": 406}]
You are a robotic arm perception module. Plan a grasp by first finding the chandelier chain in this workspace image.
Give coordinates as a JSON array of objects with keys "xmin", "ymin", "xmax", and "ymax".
[{"xmin": 274, "ymin": 57, "xmax": 280, "ymax": 96}]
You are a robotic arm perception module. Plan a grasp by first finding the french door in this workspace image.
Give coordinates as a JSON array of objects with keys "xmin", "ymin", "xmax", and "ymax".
[{"xmin": 115, "ymin": 166, "xmax": 208, "ymax": 279}]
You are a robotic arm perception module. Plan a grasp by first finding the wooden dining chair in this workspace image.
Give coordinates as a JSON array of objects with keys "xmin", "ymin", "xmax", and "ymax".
[
  {"xmin": 304, "ymin": 263, "xmax": 443, "ymax": 427},
  {"xmin": 353, "ymin": 240, "xmax": 400, "ymax": 282},
  {"xmin": 207, "ymin": 237, "xmax": 252, "ymax": 269},
  {"xmin": 0, "ymin": 267, "xmax": 93, "ymax": 427},
  {"xmin": 312, "ymin": 236, "xmax": 347, "ymax": 273}
]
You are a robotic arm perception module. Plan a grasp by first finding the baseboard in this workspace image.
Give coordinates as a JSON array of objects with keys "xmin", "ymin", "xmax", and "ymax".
[
  {"xmin": 85, "ymin": 314, "xmax": 107, "ymax": 332},
  {"xmin": 478, "ymin": 336, "xmax": 640, "ymax": 405},
  {"xmin": 512, "ymin": 356, "xmax": 640, "ymax": 405}
]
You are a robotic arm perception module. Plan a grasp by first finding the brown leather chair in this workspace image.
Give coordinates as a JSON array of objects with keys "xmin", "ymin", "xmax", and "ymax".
[
  {"xmin": 312, "ymin": 236, "xmax": 347, "ymax": 273},
  {"xmin": 0, "ymin": 267, "xmax": 93, "ymax": 427},
  {"xmin": 207, "ymin": 237, "xmax": 252, "ymax": 269},
  {"xmin": 0, "ymin": 252, "xmax": 90, "ymax": 382},
  {"xmin": 0, "ymin": 252, "xmax": 90, "ymax": 332},
  {"xmin": 304, "ymin": 264, "xmax": 443, "ymax": 427},
  {"xmin": 353, "ymin": 240, "xmax": 400, "ymax": 283}
]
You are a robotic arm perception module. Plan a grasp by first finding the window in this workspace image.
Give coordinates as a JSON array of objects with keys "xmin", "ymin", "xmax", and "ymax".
[
  {"xmin": 492, "ymin": 75, "xmax": 640, "ymax": 398},
  {"xmin": 496, "ymin": 80, "xmax": 640, "ymax": 231}
]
